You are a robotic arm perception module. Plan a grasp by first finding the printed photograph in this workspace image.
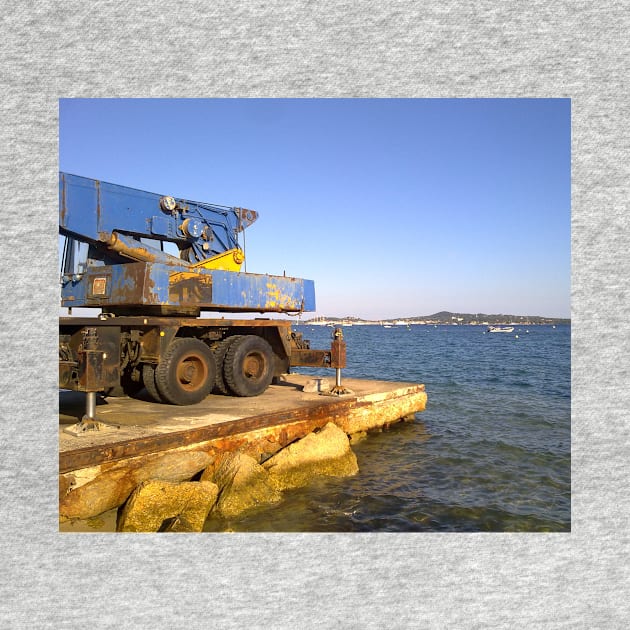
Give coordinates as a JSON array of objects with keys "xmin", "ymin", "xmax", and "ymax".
[{"xmin": 58, "ymin": 98, "xmax": 570, "ymax": 533}]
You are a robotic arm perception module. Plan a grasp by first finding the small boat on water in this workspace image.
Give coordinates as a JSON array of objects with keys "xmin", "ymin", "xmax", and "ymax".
[{"xmin": 487, "ymin": 326, "xmax": 514, "ymax": 333}]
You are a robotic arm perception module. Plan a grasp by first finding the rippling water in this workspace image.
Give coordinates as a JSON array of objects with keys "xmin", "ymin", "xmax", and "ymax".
[{"xmin": 204, "ymin": 324, "xmax": 570, "ymax": 532}]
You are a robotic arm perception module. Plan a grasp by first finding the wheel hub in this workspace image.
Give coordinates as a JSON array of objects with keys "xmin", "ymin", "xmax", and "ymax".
[
  {"xmin": 177, "ymin": 356, "xmax": 205, "ymax": 388},
  {"xmin": 244, "ymin": 353, "xmax": 264, "ymax": 379}
]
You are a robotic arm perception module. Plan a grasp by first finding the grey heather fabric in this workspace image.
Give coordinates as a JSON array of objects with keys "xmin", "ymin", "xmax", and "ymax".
[{"xmin": 1, "ymin": 1, "xmax": 628, "ymax": 628}]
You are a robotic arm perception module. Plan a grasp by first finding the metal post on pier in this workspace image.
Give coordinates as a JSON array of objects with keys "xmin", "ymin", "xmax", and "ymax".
[
  {"xmin": 84, "ymin": 391, "xmax": 97, "ymax": 422},
  {"xmin": 330, "ymin": 327, "xmax": 351, "ymax": 395}
]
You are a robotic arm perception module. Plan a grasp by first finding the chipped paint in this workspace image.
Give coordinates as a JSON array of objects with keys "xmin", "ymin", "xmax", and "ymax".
[{"xmin": 59, "ymin": 173, "xmax": 316, "ymax": 315}]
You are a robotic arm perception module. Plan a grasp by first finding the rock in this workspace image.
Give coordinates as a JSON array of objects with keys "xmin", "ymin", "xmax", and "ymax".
[
  {"xmin": 59, "ymin": 474, "xmax": 75, "ymax": 499},
  {"xmin": 263, "ymin": 422, "xmax": 358, "ymax": 490},
  {"xmin": 136, "ymin": 451, "xmax": 213, "ymax": 484},
  {"xmin": 60, "ymin": 469, "xmax": 138, "ymax": 521},
  {"xmin": 59, "ymin": 450, "xmax": 213, "ymax": 522},
  {"xmin": 302, "ymin": 378, "xmax": 331, "ymax": 393},
  {"xmin": 336, "ymin": 388, "xmax": 427, "ymax": 434},
  {"xmin": 117, "ymin": 480, "xmax": 219, "ymax": 532},
  {"xmin": 203, "ymin": 452, "xmax": 282, "ymax": 518},
  {"xmin": 349, "ymin": 431, "xmax": 368, "ymax": 445},
  {"xmin": 59, "ymin": 508, "xmax": 119, "ymax": 532}
]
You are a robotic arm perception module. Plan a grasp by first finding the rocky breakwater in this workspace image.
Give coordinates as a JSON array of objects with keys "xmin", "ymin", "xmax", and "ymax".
[
  {"xmin": 64, "ymin": 422, "xmax": 359, "ymax": 533},
  {"xmin": 59, "ymin": 377, "xmax": 427, "ymax": 532},
  {"xmin": 201, "ymin": 422, "xmax": 358, "ymax": 523}
]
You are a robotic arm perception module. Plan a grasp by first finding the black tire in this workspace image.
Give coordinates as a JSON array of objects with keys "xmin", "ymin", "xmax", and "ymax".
[
  {"xmin": 212, "ymin": 336, "xmax": 243, "ymax": 395},
  {"xmin": 104, "ymin": 370, "xmax": 144, "ymax": 398},
  {"xmin": 224, "ymin": 335, "xmax": 274, "ymax": 397},
  {"xmin": 142, "ymin": 363, "xmax": 164, "ymax": 403},
  {"xmin": 155, "ymin": 338, "xmax": 216, "ymax": 405}
]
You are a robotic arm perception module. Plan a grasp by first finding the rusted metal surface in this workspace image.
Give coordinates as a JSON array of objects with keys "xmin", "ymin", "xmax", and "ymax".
[
  {"xmin": 58, "ymin": 326, "xmax": 120, "ymax": 391},
  {"xmin": 60, "ymin": 317, "xmax": 294, "ymax": 366},
  {"xmin": 59, "ymin": 173, "xmax": 316, "ymax": 315},
  {"xmin": 59, "ymin": 172, "xmax": 67, "ymax": 226},
  {"xmin": 168, "ymin": 270, "xmax": 213, "ymax": 304},
  {"xmin": 59, "ymin": 378, "xmax": 428, "ymax": 523},
  {"xmin": 78, "ymin": 328, "xmax": 105, "ymax": 390},
  {"xmin": 60, "ymin": 397, "xmax": 354, "ymax": 473},
  {"xmin": 60, "ymin": 316, "xmax": 296, "ymax": 329},
  {"xmin": 105, "ymin": 233, "xmax": 159, "ymax": 264},
  {"xmin": 59, "ymin": 380, "xmax": 428, "ymax": 474},
  {"xmin": 59, "ymin": 316, "xmax": 341, "ymax": 403},
  {"xmin": 290, "ymin": 348, "xmax": 331, "ymax": 368},
  {"xmin": 95, "ymin": 179, "xmax": 101, "ymax": 226},
  {"xmin": 110, "ymin": 262, "xmax": 156, "ymax": 307},
  {"xmin": 330, "ymin": 328, "xmax": 347, "ymax": 369},
  {"xmin": 236, "ymin": 207, "xmax": 258, "ymax": 230}
]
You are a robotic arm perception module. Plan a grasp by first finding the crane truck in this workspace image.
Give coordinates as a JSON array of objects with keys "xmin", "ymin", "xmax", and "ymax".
[{"xmin": 59, "ymin": 173, "xmax": 346, "ymax": 426}]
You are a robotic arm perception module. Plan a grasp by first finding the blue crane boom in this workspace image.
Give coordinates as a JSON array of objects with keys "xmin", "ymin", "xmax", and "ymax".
[{"xmin": 59, "ymin": 172, "xmax": 315, "ymax": 316}]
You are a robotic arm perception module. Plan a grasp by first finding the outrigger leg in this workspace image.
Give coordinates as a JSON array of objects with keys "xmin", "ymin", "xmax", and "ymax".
[
  {"xmin": 329, "ymin": 328, "xmax": 352, "ymax": 396},
  {"xmin": 63, "ymin": 328, "xmax": 120, "ymax": 435},
  {"xmin": 63, "ymin": 391, "xmax": 121, "ymax": 435}
]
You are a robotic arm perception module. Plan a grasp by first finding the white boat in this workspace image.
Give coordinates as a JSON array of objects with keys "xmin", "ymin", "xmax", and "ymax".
[{"xmin": 487, "ymin": 326, "xmax": 514, "ymax": 333}]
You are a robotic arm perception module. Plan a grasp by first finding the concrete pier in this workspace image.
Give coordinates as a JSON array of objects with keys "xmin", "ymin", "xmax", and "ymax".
[{"xmin": 59, "ymin": 374, "xmax": 427, "ymax": 531}]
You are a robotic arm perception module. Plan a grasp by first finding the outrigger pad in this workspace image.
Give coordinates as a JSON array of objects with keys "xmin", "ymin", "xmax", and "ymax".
[
  {"xmin": 62, "ymin": 417, "xmax": 121, "ymax": 436},
  {"xmin": 321, "ymin": 385, "xmax": 355, "ymax": 397}
]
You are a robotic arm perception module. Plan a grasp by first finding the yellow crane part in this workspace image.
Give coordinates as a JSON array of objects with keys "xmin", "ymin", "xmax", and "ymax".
[{"xmin": 191, "ymin": 248, "xmax": 245, "ymax": 272}]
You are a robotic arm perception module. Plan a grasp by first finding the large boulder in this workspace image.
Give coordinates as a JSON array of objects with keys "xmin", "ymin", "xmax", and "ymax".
[
  {"xmin": 136, "ymin": 451, "xmax": 213, "ymax": 484},
  {"xmin": 59, "ymin": 450, "xmax": 213, "ymax": 521},
  {"xmin": 203, "ymin": 452, "xmax": 282, "ymax": 518},
  {"xmin": 263, "ymin": 422, "xmax": 358, "ymax": 490},
  {"xmin": 117, "ymin": 479, "xmax": 219, "ymax": 532},
  {"xmin": 60, "ymin": 468, "xmax": 138, "ymax": 521}
]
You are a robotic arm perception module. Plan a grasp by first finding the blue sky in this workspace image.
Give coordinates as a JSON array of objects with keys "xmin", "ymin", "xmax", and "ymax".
[{"xmin": 59, "ymin": 98, "xmax": 571, "ymax": 319}]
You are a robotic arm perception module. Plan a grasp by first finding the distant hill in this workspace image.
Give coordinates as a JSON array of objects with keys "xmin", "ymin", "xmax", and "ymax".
[
  {"xmin": 410, "ymin": 311, "xmax": 570, "ymax": 325},
  {"xmin": 304, "ymin": 311, "xmax": 570, "ymax": 325}
]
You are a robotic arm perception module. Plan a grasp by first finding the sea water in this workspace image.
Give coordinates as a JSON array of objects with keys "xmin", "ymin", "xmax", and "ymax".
[{"xmin": 204, "ymin": 324, "xmax": 570, "ymax": 532}]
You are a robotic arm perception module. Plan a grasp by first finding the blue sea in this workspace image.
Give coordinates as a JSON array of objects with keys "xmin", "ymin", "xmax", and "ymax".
[{"xmin": 204, "ymin": 324, "xmax": 571, "ymax": 532}]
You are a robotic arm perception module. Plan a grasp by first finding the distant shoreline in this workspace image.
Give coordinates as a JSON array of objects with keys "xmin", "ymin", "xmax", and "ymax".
[{"xmin": 302, "ymin": 312, "xmax": 571, "ymax": 327}]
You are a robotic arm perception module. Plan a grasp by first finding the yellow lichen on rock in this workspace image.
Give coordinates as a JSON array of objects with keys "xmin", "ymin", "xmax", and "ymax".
[
  {"xmin": 338, "ymin": 389, "xmax": 427, "ymax": 434},
  {"xmin": 263, "ymin": 422, "xmax": 359, "ymax": 490},
  {"xmin": 59, "ymin": 450, "xmax": 213, "ymax": 522},
  {"xmin": 135, "ymin": 451, "xmax": 214, "ymax": 484},
  {"xmin": 203, "ymin": 452, "xmax": 282, "ymax": 518},
  {"xmin": 60, "ymin": 468, "xmax": 138, "ymax": 521},
  {"xmin": 117, "ymin": 479, "xmax": 219, "ymax": 533}
]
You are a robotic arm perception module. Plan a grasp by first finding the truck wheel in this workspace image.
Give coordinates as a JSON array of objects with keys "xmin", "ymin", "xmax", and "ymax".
[
  {"xmin": 155, "ymin": 338, "xmax": 216, "ymax": 405},
  {"xmin": 224, "ymin": 335, "xmax": 274, "ymax": 397},
  {"xmin": 212, "ymin": 336, "xmax": 243, "ymax": 395},
  {"xmin": 142, "ymin": 364, "xmax": 164, "ymax": 403}
]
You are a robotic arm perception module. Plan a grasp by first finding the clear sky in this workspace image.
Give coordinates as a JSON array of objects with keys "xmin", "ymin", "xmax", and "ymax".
[{"xmin": 59, "ymin": 98, "xmax": 571, "ymax": 319}]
